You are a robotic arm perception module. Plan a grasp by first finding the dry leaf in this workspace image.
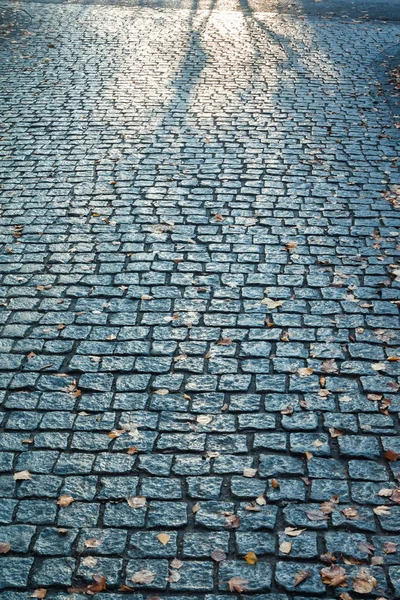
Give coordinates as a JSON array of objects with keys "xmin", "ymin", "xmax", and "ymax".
[
  {"xmin": 377, "ymin": 488, "xmax": 393, "ymax": 497},
  {"xmin": 244, "ymin": 551, "xmax": 258, "ymax": 565},
  {"xmin": 353, "ymin": 568, "xmax": 377, "ymax": 594},
  {"xmin": 342, "ymin": 507, "xmax": 359, "ymax": 520},
  {"xmin": 127, "ymin": 496, "xmax": 146, "ymax": 509},
  {"xmin": 225, "ymin": 514, "xmax": 240, "ymax": 528},
  {"xmin": 57, "ymin": 495, "xmax": 74, "ymax": 507},
  {"xmin": 385, "ymin": 449, "xmax": 399, "ymax": 461},
  {"xmin": 196, "ymin": 415, "xmax": 212, "ymax": 425},
  {"xmin": 339, "ymin": 593, "xmax": 353, "ymax": 600},
  {"xmin": 391, "ymin": 489, "xmax": 400, "ymax": 504},
  {"xmin": 284, "ymin": 527, "xmax": 305, "ymax": 537},
  {"xmin": 84, "ymin": 538, "xmax": 102, "ymax": 548},
  {"xmin": 217, "ymin": 337, "xmax": 232, "ymax": 346},
  {"xmin": 255, "ymin": 494, "xmax": 266, "ymax": 506},
  {"xmin": 192, "ymin": 502, "xmax": 200, "ymax": 513},
  {"xmin": 384, "ymin": 541, "xmax": 397, "ymax": 554},
  {"xmin": 0, "ymin": 542, "xmax": 11, "ymax": 554},
  {"xmin": 170, "ymin": 558, "xmax": 183, "ymax": 569},
  {"xmin": 211, "ymin": 549, "xmax": 226, "ymax": 562},
  {"xmin": 13, "ymin": 470, "xmax": 31, "ymax": 480},
  {"xmin": 329, "ymin": 427, "xmax": 343, "ymax": 438},
  {"xmin": 305, "ymin": 451, "xmax": 313, "ymax": 460},
  {"xmin": 167, "ymin": 570, "xmax": 181, "ymax": 583},
  {"xmin": 294, "ymin": 570, "xmax": 310, "ymax": 587},
  {"xmin": 157, "ymin": 533, "xmax": 170, "ymax": 546},
  {"xmin": 81, "ymin": 556, "xmax": 98, "ymax": 567},
  {"xmin": 371, "ymin": 362, "xmax": 386, "ymax": 371},
  {"xmin": 320, "ymin": 564, "xmax": 347, "ymax": 587},
  {"xmin": 261, "ymin": 298, "xmax": 285, "ymax": 309},
  {"xmin": 312, "ymin": 439, "xmax": 324, "ymax": 448},
  {"xmin": 298, "ymin": 367, "xmax": 313, "ymax": 377},
  {"xmin": 321, "ymin": 359, "xmax": 339, "ymax": 373},
  {"xmin": 243, "ymin": 467, "xmax": 258, "ymax": 478},
  {"xmin": 306, "ymin": 509, "xmax": 328, "ymax": 521},
  {"xmin": 154, "ymin": 388, "xmax": 169, "ymax": 395},
  {"xmin": 131, "ymin": 570, "xmax": 156, "ymax": 585},
  {"xmin": 279, "ymin": 541, "xmax": 292, "ymax": 554},
  {"xmin": 87, "ymin": 575, "xmax": 106, "ymax": 594},
  {"xmin": 228, "ymin": 577, "xmax": 248, "ymax": 593},
  {"xmin": 373, "ymin": 505, "xmax": 391, "ymax": 516},
  {"xmin": 31, "ymin": 591, "xmax": 47, "ymax": 599},
  {"xmin": 271, "ymin": 478, "xmax": 280, "ymax": 489}
]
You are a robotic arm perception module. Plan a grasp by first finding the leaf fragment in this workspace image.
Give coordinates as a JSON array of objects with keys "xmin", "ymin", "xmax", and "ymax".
[
  {"xmin": 279, "ymin": 541, "xmax": 292, "ymax": 554},
  {"xmin": 228, "ymin": 577, "xmax": 248, "ymax": 593},
  {"xmin": 131, "ymin": 570, "xmax": 156, "ymax": 585},
  {"xmin": 57, "ymin": 495, "xmax": 74, "ymax": 507},
  {"xmin": 157, "ymin": 533, "xmax": 170, "ymax": 546},
  {"xmin": 127, "ymin": 496, "xmax": 146, "ymax": 509},
  {"xmin": 13, "ymin": 470, "xmax": 31, "ymax": 480},
  {"xmin": 211, "ymin": 549, "xmax": 226, "ymax": 562}
]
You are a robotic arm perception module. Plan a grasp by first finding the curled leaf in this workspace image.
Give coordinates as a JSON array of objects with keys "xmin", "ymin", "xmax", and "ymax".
[
  {"xmin": 228, "ymin": 577, "xmax": 248, "ymax": 593},
  {"xmin": 294, "ymin": 570, "xmax": 310, "ymax": 587},
  {"xmin": 353, "ymin": 568, "xmax": 377, "ymax": 594},
  {"xmin": 320, "ymin": 565, "xmax": 347, "ymax": 587}
]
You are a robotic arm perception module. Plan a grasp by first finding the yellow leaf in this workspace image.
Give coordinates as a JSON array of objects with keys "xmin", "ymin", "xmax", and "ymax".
[{"xmin": 244, "ymin": 551, "xmax": 258, "ymax": 565}]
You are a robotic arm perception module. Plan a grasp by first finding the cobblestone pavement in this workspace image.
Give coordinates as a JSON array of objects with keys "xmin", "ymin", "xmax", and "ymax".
[{"xmin": 1, "ymin": 1, "xmax": 400, "ymax": 598}]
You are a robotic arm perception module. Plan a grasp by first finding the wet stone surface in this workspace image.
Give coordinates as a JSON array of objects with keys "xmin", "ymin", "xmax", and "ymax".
[{"xmin": 0, "ymin": 1, "xmax": 400, "ymax": 598}]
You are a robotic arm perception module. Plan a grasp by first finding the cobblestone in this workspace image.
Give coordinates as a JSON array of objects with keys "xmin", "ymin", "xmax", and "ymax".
[{"xmin": 0, "ymin": 0, "xmax": 400, "ymax": 597}]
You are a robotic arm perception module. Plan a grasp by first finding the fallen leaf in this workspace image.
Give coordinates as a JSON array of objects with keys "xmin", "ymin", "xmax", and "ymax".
[
  {"xmin": 196, "ymin": 415, "xmax": 212, "ymax": 425},
  {"xmin": 384, "ymin": 541, "xmax": 397, "ymax": 554},
  {"xmin": 211, "ymin": 549, "xmax": 226, "ymax": 562},
  {"xmin": 84, "ymin": 538, "xmax": 102, "ymax": 548},
  {"xmin": 294, "ymin": 570, "xmax": 310, "ymax": 587},
  {"xmin": 305, "ymin": 451, "xmax": 313, "ymax": 460},
  {"xmin": 13, "ymin": 470, "xmax": 31, "ymax": 480},
  {"xmin": 306, "ymin": 509, "xmax": 328, "ymax": 521},
  {"xmin": 217, "ymin": 337, "xmax": 232, "ymax": 346},
  {"xmin": 271, "ymin": 478, "xmax": 280, "ymax": 489},
  {"xmin": 0, "ymin": 542, "xmax": 11, "ymax": 554},
  {"xmin": 372, "ymin": 362, "xmax": 386, "ymax": 371},
  {"xmin": 87, "ymin": 575, "xmax": 106, "ymax": 594},
  {"xmin": 167, "ymin": 570, "xmax": 181, "ymax": 583},
  {"xmin": 385, "ymin": 449, "xmax": 399, "ymax": 461},
  {"xmin": 81, "ymin": 556, "xmax": 98, "ymax": 567},
  {"xmin": 261, "ymin": 298, "xmax": 285, "ymax": 309},
  {"xmin": 378, "ymin": 488, "xmax": 394, "ymax": 497},
  {"xmin": 243, "ymin": 467, "xmax": 258, "ymax": 478},
  {"xmin": 31, "ymin": 591, "xmax": 47, "ymax": 599},
  {"xmin": 279, "ymin": 541, "xmax": 292, "ymax": 554},
  {"xmin": 321, "ymin": 359, "xmax": 339, "ymax": 373},
  {"xmin": 391, "ymin": 489, "xmax": 400, "ymax": 504},
  {"xmin": 192, "ymin": 502, "xmax": 200, "ymax": 513},
  {"xmin": 353, "ymin": 568, "xmax": 377, "ymax": 594},
  {"xmin": 374, "ymin": 505, "xmax": 391, "ymax": 516},
  {"xmin": 57, "ymin": 495, "xmax": 74, "ymax": 507},
  {"xmin": 329, "ymin": 428, "xmax": 343, "ymax": 438},
  {"xmin": 157, "ymin": 533, "xmax": 170, "ymax": 546},
  {"xmin": 131, "ymin": 570, "xmax": 156, "ymax": 585},
  {"xmin": 320, "ymin": 564, "xmax": 347, "ymax": 587},
  {"xmin": 358, "ymin": 541, "xmax": 375, "ymax": 555},
  {"xmin": 342, "ymin": 507, "xmax": 359, "ymax": 520},
  {"xmin": 284, "ymin": 527, "xmax": 305, "ymax": 537},
  {"xmin": 312, "ymin": 439, "xmax": 324, "ymax": 448},
  {"xmin": 127, "ymin": 496, "xmax": 146, "ymax": 509},
  {"xmin": 170, "ymin": 558, "xmax": 183, "ymax": 569},
  {"xmin": 244, "ymin": 551, "xmax": 258, "ymax": 565},
  {"xmin": 339, "ymin": 593, "xmax": 353, "ymax": 600},
  {"xmin": 108, "ymin": 429, "xmax": 125, "ymax": 439},
  {"xmin": 256, "ymin": 494, "xmax": 266, "ymax": 505},
  {"xmin": 127, "ymin": 446, "xmax": 138, "ymax": 455},
  {"xmin": 154, "ymin": 388, "xmax": 169, "ymax": 395},
  {"xmin": 228, "ymin": 577, "xmax": 248, "ymax": 593},
  {"xmin": 298, "ymin": 367, "xmax": 313, "ymax": 377},
  {"xmin": 141, "ymin": 295, "xmax": 153, "ymax": 300},
  {"xmin": 225, "ymin": 514, "xmax": 240, "ymax": 528}
]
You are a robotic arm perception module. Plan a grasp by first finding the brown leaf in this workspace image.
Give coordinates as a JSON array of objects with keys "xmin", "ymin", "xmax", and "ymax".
[
  {"xmin": 298, "ymin": 367, "xmax": 313, "ymax": 377},
  {"xmin": 320, "ymin": 564, "xmax": 347, "ymax": 587},
  {"xmin": 244, "ymin": 551, "xmax": 258, "ymax": 565},
  {"xmin": 391, "ymin": 489, "xmax": 400, "ymax": 504},
  {"xmin": 0, "ymin": 542, "xmax": 11, "ymax": 554},
  {"xmin": 131, "ymin": 570, "xmax": 156, "ymax": 585},
  {"xmin": 217, "ymin": 337, "xmax": 232, "ymax": 346},
  {"xmin": 211, "ymin": 549, "xmax": 226, "ymax": 562},
  {"xmin": 87, "ymin": 575, "xmax": 106, "ymax": 594},
  {"xmin": 167, "ymin": 570, "xmax": 181, "ymax": 583},
  {"xmin": 157, "ymin": 533, "xmax": 170, "ymax": 546},
  {"xmin": 127, "ymin": 496, "xmax": 146, "ymax": 509},
  {"xmin": 281, "ymin": 405, "xmax": 294, "ymax": 415},
  {"xmin": 339, "ymin": 593, "xmax": 353, "ymax": 600},
  {"xmin": 294, "ymin": 570, "xmax": 310, "ymax": 587},
  {"xmin": 192, "ymin": 502, "xmax": 200, "ymax": 513},
  {"xmin": 57, "ymin": 495, "xmax": 74, "ymax": 507},
  {"xmin": 384, "ymin": 541, "xmax": 397, "ymax": 554},
  {"xmin": 385, "ymin": 449, "xmax": 399, "ymax": 462},
  {"xmin": 353, "ymin": 568, "xmax": 377, "ymax": 594},
  {"xmin": 342, "ymin": 507, "xmax": 359, "ymax": 520},
  {"xmin": 228, "ymin": 577, "xmax": 248, "ymax": 593},
  {"xmin": 279, "ymin": 541, "xmax": 292, "ymax": 554},
  {"xmin": 31, "ymin": 591, "xmax": 47, "ymax": 599},
  {"xmin": 271, "ymin": 478, "xmax": 280, "ymax": 489},
  {"xmin": 283, "ymin": 527, "xmax": 305, "ymax": 537},
  {"xmin": 357, "ymin": 541, "xmax": 375, "ymax": 555},
  {"xmin": 225, "ymin": 514, "xmax": 240, "ymax": 528},
  {"xmin": 329, "ymin": 427, "xmax": 343, "ymax": 438},
  {"xmin": 13, "ymin": 470, "xmax": 31, "ymax": 480},
  {"xmin": 127, "ymin": 446, "xmax": 138, "ymax": 455}
]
